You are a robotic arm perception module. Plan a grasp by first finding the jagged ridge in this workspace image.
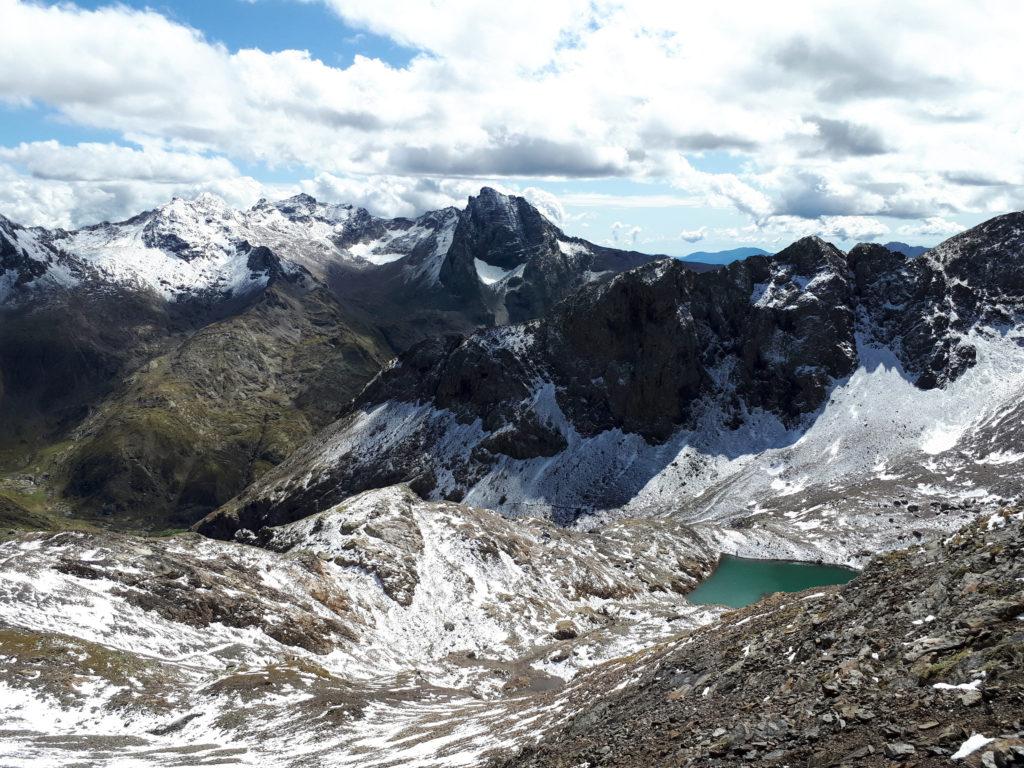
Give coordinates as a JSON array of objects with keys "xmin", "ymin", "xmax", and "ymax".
[{"xmin": 197, "ymin": 217, "xmax": 1024, "ymax": 556}]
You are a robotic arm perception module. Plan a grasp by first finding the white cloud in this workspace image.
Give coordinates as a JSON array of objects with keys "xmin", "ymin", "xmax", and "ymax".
[
  {"xmin": 679, "ymin": 226, "xmax": 707, "ymax": 243},
  {"xmin": 611, "ymin": 221, "xmax": 642, "ymax": 247},
  {"xmin": 899, "ymin": 216, "xmax": 966, "ymax": 238},
  {"xmin": 0, "ymin": 0, "xmax": 1022, "ymax": 233},
  {"xmin": 713, "ymin": 214, "xmax": 891, "ymax": 245},
  {"xmin": 558, "ymin": 193, "xmax": 703, "ymax": 209},
  {"xmin": 0, "ymin": 141, "xmax": 239, "ymax": 183},
  {"xmin": 0, "ymin": 141, "xmax": 268, "ymax": 227},
  {"xmin": 300, "ymin": 172, "xmax": 479, "ymax": 218},
  {"xmin": 313, "ymin": 0, "xmax": 595, "ymax": 70},
  {"xmin": 520, "ymin": 187, "xmax": 567, "ymax": 226}
]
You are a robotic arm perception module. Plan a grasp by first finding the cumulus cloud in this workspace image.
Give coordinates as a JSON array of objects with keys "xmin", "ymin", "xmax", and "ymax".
[
  {"xmin": 679, "ymin": 226, "xmax": 707, "ymax": 243},
  {"xmin": 300, "ymin": 172, "xmax": 480, "ymax": 219},
  {"xmin": 611, "ymin": 221, "xmax": 642, "ymax": 247},
  {"xmin": 0, "ymin": 141, "xmax": 267, "ymax": 227},
  {"xmin": 388, "ymin": 137, "xmax": 630, "ymax": 178},
  {"xmin": 1, "ymin": 0, "xmax": 1023, "ymax": 234},
  {"xmin": 899, "ymin": 216, "xmax": 965, "ymax": 238},
  {"xmin": 802, "ymin": 116, "xmax": 889, "ymax": 158},
  {"xmin": 520, "ymin": 187, "xmax": 567, "ymax": 227},
  {"xmin": 715, "ymin": 214, "xmax": 890, "ymax": 245},
  {"xmin": 0, "ymin": 141, "xmax": 239, "ymax": 183}
]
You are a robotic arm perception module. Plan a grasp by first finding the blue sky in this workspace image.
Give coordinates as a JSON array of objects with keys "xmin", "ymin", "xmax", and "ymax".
[
  {"xmin": 1, "ymin": 0, "xmax": 1019, "ymax": 254},
  {"xmin": 67, "ymin": 0, "xmax": 416, "ymax": 69}
]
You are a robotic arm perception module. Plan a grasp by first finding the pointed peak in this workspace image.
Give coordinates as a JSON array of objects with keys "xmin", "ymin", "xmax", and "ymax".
[
  {"xmin": 283, "ymin": 192, "xmax": 319, "ymax": 205},
  {"xmin": 193, "ymin": 191, "xmax": 229, "ymax": 208},
  {"xmin": 775, "ymin": 235, "xmax": 846, "ymax": 275},
  {"xmin": 156, "ymin": 192, "xmax": 231, "ymax": 219},
  {"xmin": 272, "ymin": 192, "xmax": 322, "ymax": 218},
  {"xmin": 467, "ymin": 186, "xmax": 519, "ymax": 209},
  {"xmin": 465, "ymin": 186, "xmax": 536, "ymax": 228},
  {"xmin": 475, "ymin": 186, "xmax": 507, "ymax": 200}
]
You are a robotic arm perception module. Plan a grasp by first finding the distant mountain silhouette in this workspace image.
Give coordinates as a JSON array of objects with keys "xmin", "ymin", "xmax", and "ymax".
[
  {"xmin": 882, "ymin": 241, "xmax": 930, "ymax": 257},
  {"xmin": 679, "ymin": 246, "xmax": 770, "ymax": 264}
]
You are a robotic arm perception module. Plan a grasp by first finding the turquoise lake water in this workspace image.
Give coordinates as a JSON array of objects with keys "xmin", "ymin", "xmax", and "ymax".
[{"xmin": 687, "ymin": 555, "xmax": 857, "ymax": 609}]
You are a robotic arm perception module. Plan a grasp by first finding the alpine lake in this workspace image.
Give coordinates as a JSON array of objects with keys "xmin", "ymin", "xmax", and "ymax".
[{"xmin": 687, "ymin": 555, "xmax": 857, "ymax": 609}]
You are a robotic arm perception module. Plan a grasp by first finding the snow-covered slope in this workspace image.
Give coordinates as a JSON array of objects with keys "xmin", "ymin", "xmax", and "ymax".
[
  {"xmin": 199, "ymin": 217, "xmax": 1024, "ymax": 565},
  {"xmin": 0, "ymin": 485, "xmax": 720, "ymax": 766},
  {"xmin": 0, "ymin": 214, "xmax": 76, "ymax": 303},
  {"xmin": 50, "ymin": 194, "xmax": 304, "ymax": 301},
  {"xmin": 1, "ymin": 187, "xmax": 672, "ymax": 530},
  {"xmin": 0, "ymin": 188, "xmax": 665, "ymax": 319}
]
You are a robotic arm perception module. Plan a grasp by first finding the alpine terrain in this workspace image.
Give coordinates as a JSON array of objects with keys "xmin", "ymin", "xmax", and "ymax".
[
  {"xmin": 0, "ymin": 188, "xmax": 668, "ymax": 530},
  {"xmin": 1, "ymin": 194, "xmax": 1022, "ymax": 768}
]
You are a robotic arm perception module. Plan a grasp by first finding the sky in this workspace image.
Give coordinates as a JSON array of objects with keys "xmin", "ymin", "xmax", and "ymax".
[{"xmin": 1, "ymin": 0, "xmax": 1022, "ymax": 256}]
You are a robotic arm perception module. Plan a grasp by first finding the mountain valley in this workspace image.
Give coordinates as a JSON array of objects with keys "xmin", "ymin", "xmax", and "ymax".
[
  {"xmin": 1, "ymin": 190, "xmax": 1022, "ymax": 768},
  {"xmin": 0, "ymin": 189, "xmax": 667, "ymax": 530}
]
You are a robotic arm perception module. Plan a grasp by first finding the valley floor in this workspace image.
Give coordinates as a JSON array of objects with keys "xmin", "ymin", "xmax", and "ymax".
[{"xmin": 0, "ymin": 489, "xmax": 1020, "ymax": 767}]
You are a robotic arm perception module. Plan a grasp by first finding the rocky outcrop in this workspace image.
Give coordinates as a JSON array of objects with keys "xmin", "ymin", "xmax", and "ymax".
[
  {"xmin": 498, "ymin": 510, "xmax": 1024, "ymax": 768},
  {"xmin": 0, "ymin": 217, "xmax": 49, "ymax": 289},
  {"xmin": 540, "ymin": 236, "xmax": 857, "ymax": 438},
  {"xmin": 198, "ymin": 213, "xmax": 1024, "ymax": 539},
  {"xmin": 438, "ymin": 187, "xmax": 663, "ymax": 324},
  {"xmin": 0, "ymin": 484, "xmax": 719, "ymax": 766},
  {"xmin": 4, "ymin": 188, "xmax": 674, "ymax": 530}
]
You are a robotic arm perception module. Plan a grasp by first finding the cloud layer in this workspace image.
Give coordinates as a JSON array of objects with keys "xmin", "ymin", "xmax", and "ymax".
[{"xmin": 0, "ymin": 0, "xmax": 1021, "ymax": 239}]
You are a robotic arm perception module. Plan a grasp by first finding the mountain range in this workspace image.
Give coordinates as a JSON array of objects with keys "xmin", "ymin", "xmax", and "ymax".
[
  {"xmin": 198, "ymin": 214, "xmax": 1024, "ymax": 570},
  {"xmin": 0, "ymin": 188, "xmax": 1021, "ymax": 767},
  {"xmin": 0, "ymin": 188, "xmax": 680, "ymax": 528},
  {"xmin": 882, "ymin": 240, "xmax": 931, "ymax": 257},
  {"xmin": 680, "ymin": 242, "xmax": 931, "ymax": 266}
]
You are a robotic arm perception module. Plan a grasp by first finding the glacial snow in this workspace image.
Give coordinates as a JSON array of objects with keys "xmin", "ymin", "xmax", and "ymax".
[
  {"xmin": 0, "ymin": 194, "xmax": 475, "ymax": 305},
  {"xmin": 278, "ymin": 324, "xmax": 1024, "ymax": 568},
  {"xmin": 474, "ymin": 258, "xmax": 524, "ymax": 285}
]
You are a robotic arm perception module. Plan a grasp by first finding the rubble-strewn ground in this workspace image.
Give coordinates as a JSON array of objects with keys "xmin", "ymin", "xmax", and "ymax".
[
  {"xmin": 497, "ymin": 509, "xmax": 1024, "ymax": 768},
  {"xmin": 0, "ymin": 486, "xmax": 721, "ymax": 767},
  {"xmin": 2, "ymin": 491, "xmax": 1021, "ymax": 766},
  {"xmin": 2, "ymin": 487, "xmax": 1022, "ymax": 767}
]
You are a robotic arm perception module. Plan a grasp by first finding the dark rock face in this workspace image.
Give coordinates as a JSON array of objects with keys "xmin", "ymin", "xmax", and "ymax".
[
  {"xmin": 196, "ymin": 214, "xmax": 1024, "ymax": 539},
  {"xmin": 450, "ymin": 187, "xmax": 554, "ymax": 271},
  {"xmin": 0, "ymin": 218, "xmax": 49, "ymax": 287},
  {"xmin": 496, "ymin": 511, "xmax": 1024, "ymax": 768},
  {"xmin": 241, "ymin": 242, "xmax": 308, "ymax": 286},
  {"xmin": 363, "ymin": 236, "xmax": 858, "ymax": 443},
  {"xmin": 374, "ymin": 218, "xmax": 1024, "ymax": 441},
  {"xmin": 438, "ymin": 188, "xmax": 664, "ymax": 325},
  {"xmin": 545, "ymin": 237, "xmax": 858, "ymax": 439},
  {"xmin": 850, "ymin": 214, "xmax": 1024, "ymax": 390},
  {"xmin": 244, "ymin": 243, "xmax": 281, "ymax": 278},
  {"xmin": 849, "ymin": 243, "xmax": 971, "ymax": 389}
]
